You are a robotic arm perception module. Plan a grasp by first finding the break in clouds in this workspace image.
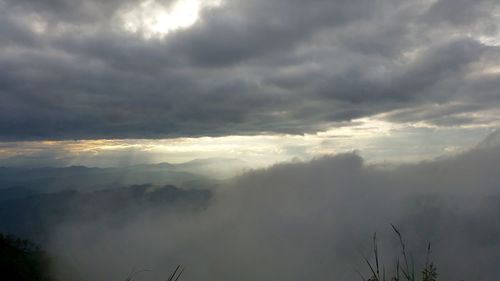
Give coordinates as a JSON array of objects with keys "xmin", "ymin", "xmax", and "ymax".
[
  {"xmin": 1, "ymin": 0, "xmax": 500, "ymax": 140},
  {"xmin": 45, "ymin": 133, "xmax": 500, "ymax": 281}
]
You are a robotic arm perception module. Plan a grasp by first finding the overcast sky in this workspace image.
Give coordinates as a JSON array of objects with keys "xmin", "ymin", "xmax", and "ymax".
[{"xmin": 1, "ymin": 0, "xmax": 499, "ymax": 166}]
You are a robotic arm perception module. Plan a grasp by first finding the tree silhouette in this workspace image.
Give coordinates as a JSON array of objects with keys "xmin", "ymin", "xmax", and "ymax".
[{"xmin": 0, "ymin": 234, "xmax": 56, "ymax": 281}]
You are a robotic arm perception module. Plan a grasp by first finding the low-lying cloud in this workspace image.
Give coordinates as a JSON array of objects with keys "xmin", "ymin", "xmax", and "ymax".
[{"xmin": 48, "ymin": 133, "xmax": 500, "ymax": 281}]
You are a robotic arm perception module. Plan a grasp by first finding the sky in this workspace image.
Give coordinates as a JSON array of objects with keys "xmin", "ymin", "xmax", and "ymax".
[{"xmin": 1, "ymin": 0, "xmax": 500, "ymax": 167}]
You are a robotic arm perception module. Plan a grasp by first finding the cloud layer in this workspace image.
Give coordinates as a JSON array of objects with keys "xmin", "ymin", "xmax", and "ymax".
[
  {"xmin": 1, "ymin": 0, "xmax": 500, "ymax": 140},
  {"xmin": 48, "ymin": 133, "xmax": 500, "ymax": 281}
]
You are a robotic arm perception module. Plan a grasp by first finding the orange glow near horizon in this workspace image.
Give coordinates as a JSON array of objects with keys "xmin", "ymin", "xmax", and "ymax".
[{"xmin": 0, "ymin": 118, "xmax": 491, "ymax": 170}]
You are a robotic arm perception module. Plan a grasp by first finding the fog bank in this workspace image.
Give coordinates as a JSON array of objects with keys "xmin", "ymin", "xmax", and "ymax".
[{"xmin": 49, "ymin": 134, "xmax": 500, "ymax": 281}]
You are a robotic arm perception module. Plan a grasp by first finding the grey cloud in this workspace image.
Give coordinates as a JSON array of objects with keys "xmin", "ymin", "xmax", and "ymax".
[
  {"xmin": 423, "ymin": 0, "xmax": 498, "ymax": 26},
  {"xmin": 2, "ymin": 0, "xmax": 152, "ymax": 23},
  {"xmin": 47, "ymin": 133, "xmax": 500, "ymax": 281},
  {"xmin": 169, "ymin": 0, "xmax": 379, "ymax": 66},
  {"xmin": 316, "ymin": 38, "xmax": 486, "ymax": 103},
  {"xmin": 0, "ymin": 0, "xmax": 499, "ymax": 140},
  {"xmin": 339, "ymin": 21, "xmax": 410, "ymax": 57},
  {"xmin": 0, "ymin": 10, "xmax": 40, "ymax": 48},
  {"xmin": 379, "ymin": 44, "xmax": 500, "ymax": 125}
]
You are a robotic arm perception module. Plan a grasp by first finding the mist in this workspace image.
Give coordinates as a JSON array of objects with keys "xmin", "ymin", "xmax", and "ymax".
[{"xmin": 46, "ymin": 134, "xmax": 500, "ymax": 281}]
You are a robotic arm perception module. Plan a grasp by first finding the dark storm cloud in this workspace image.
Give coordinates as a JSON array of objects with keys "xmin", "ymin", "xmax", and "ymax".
[
  {"xmin": 424, "ymin": 0, "xmax": 498, "ymax": 26},
  {"xmin": 1, "ymin": 0, "xmax": 151, "ymax": 23},
  {"xmin": 314, "ymin": 38, "xmax": 486, "ymax": 102},
  {"xmin": 0, "ymin": 0, "xmax": 499, "ymax": 140},
  {"xmin": 167, "ymin": 0, "xmax": 379, "ymax": 66}
]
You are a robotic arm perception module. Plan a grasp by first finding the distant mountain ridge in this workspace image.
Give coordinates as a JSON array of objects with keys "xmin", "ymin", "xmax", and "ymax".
[
  {"xmin": 0, "ymin": 184, "xmax": 211, "ymax": 243},
  {"xmin": 0, "ymin": 157, "xmax": 247, "ymax": 195},
  {"xmin": 0, "ymin": 164, "xmax": 215, "ymax": 195},
  {"xmin": 129, "ymin": 157, "xmax": 248, "ymax": 178}
]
